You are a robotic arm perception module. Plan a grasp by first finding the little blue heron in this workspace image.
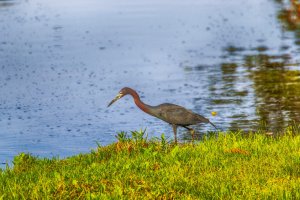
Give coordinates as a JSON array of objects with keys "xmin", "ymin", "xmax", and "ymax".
[{"xmin": 108, "ymin": 87, "xmax": 217, "ymax": 143}]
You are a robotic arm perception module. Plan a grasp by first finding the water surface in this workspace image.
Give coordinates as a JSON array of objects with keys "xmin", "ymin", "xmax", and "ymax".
[{"xmin": 1, "ymin": 0, "xmax": 300, "ymax": 166}]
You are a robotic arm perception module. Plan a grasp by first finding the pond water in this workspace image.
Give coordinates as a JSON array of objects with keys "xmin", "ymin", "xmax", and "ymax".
[{"xmin": 1, "ymin": 0, "xmax": 300, "ymax": 166}]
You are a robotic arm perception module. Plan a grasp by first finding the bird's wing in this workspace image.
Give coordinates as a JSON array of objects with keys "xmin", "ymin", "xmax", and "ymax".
[{"xmin": 153, "ymin": 103, "xmax": 209, "ymax": 125}]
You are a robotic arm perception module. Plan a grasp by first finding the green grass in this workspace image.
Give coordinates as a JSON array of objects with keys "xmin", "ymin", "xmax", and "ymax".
[{"xmin": 1, "ymin": 128, "xmax": 300, "ymax": 199}]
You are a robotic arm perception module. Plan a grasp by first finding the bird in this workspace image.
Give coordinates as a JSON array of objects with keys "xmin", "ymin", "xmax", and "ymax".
[{"xmin": 107, "ymin": 87, "xmax": 217, "ymax": 143}]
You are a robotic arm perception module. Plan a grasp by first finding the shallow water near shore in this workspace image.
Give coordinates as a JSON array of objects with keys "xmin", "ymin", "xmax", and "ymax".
[{"xmin": 1, "ymin": 0, "xmax": 300, "ymax": 166}]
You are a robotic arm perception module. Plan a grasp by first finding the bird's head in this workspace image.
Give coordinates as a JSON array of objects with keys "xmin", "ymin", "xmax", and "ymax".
[{"xmin": 107, "ymin": 87, "xmax": 131, "ymax": 107}]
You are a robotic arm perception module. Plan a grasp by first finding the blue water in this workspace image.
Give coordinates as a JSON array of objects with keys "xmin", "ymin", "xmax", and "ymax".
[{"xmin": 1, "ymin": 0, "xmax": 300, "ymax": 166}]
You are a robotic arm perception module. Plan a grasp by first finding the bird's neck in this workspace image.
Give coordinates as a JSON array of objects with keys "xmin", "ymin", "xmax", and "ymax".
[{"xmin": 128, "ymin": 89, "xmax": 152, "ymax": 114}]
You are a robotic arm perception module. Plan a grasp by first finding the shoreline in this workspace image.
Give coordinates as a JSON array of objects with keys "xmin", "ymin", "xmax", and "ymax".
[{"xmin": 1, "ymin": 128, "xmax": 300, "ymax": 198}]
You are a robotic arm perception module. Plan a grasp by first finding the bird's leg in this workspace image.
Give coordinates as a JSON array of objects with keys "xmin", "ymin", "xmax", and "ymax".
[
  {"xmin": 172, "ymin": 124, "xmax": 178, "ymax": 144},
  {"xmin": 182, "ymin": 126, "xmax": 196, "ymax": 142},
  {"xmin": 191, "ymin": 129, "xmax": 195, "ymax": 143}
]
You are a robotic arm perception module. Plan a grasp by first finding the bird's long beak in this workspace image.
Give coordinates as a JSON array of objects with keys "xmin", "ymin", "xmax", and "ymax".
[{"xmin": 107, "ymin": 93, "xmax": 123, "ymax": 107}]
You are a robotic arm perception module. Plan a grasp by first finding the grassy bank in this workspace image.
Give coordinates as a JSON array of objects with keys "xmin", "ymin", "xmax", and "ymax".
[{"xmin": 1, "ymin": 128, "xmax": 300, "ymax": 199}]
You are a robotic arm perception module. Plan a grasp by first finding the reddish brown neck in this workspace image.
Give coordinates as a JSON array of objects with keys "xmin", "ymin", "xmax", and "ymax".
[{"xmin": 126, "ymin": 88, "xmax": 150, "ymax": 113}]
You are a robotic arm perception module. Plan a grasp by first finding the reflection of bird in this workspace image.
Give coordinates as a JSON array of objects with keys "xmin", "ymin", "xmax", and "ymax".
[{"xmin": 108, "ymin": 87, "xmax": 217, "ymax": 143}]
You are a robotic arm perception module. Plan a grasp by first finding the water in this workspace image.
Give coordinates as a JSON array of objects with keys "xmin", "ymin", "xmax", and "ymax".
[{"xmin": 1, "ymin": 0, "xmax": 300, "ymax": 166}]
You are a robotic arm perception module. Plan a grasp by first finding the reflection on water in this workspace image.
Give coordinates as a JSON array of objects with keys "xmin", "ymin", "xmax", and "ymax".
[
  {"xmin": 277, "ymin": 0, "xmax": 300, "ymax": 31},
  {"xmin": 246, "ymin": 54, "xmax": 300, "ymax": 131},
  {"xmin": 214, "ymin": 43, "xmax": 300, "ymax": 132}
]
